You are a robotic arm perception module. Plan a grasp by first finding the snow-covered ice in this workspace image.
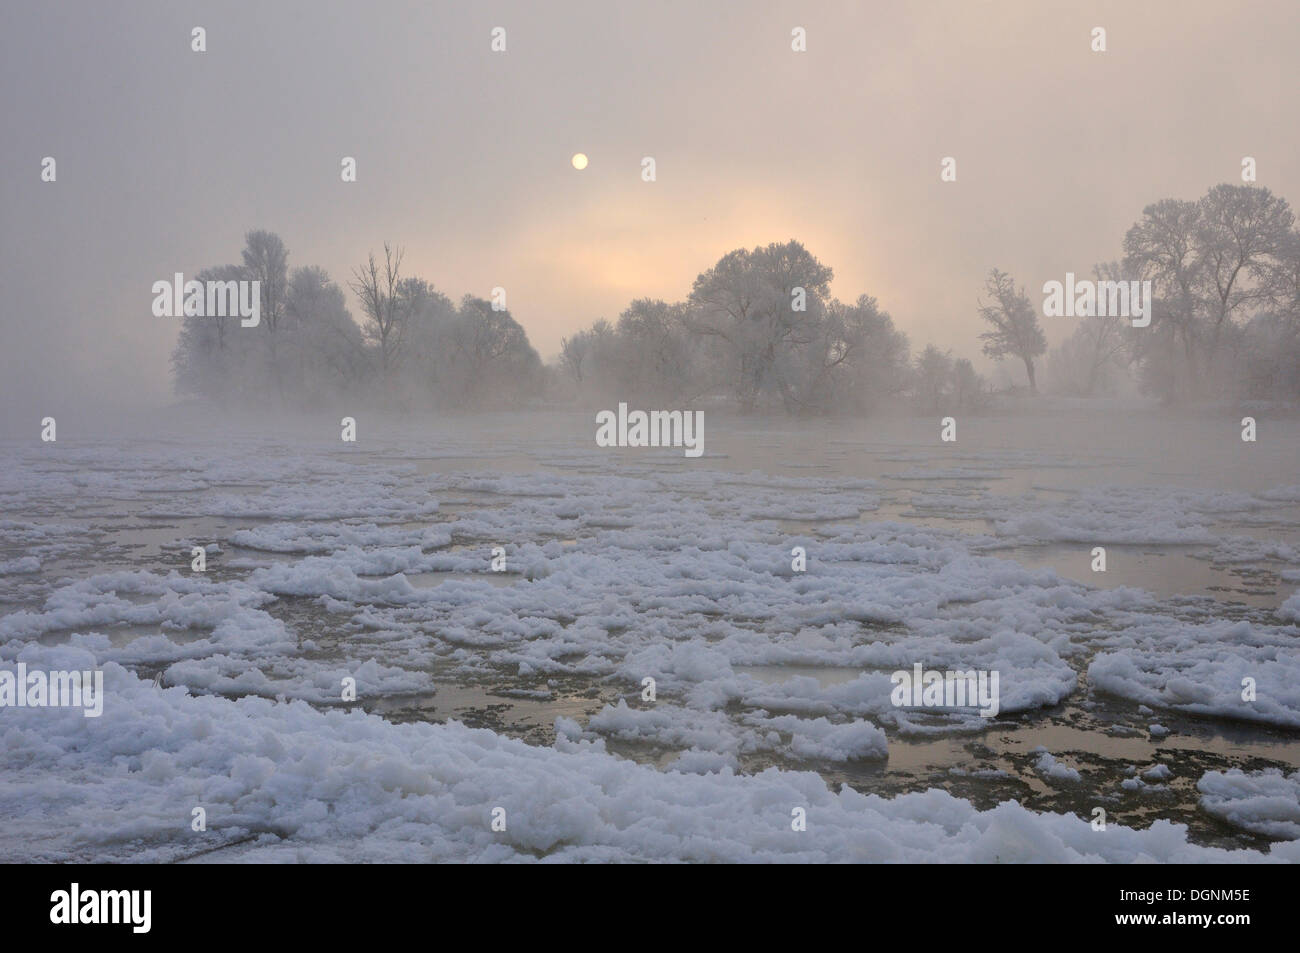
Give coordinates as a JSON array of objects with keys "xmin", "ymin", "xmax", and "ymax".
[{"xmin": 1, "ymin": 410, "xmax": 1297, "ymax": 861}]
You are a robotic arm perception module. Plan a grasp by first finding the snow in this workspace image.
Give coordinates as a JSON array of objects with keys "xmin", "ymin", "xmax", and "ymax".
[
  {"xmin": 1, "ymin": 648, "xmax": 1294, "ymax": 864},
  {"xmin": 1088, "ymin": 623, "xmax": 1300, "ymax": 729},
  {"xmin": 2, "ymin": 412, "xmax": 1297, "ymax": 862},
  {"xmin": 1032, "ymin": 747, "xmax": 1082, "ymax": 783},
  {"xmin": 1197, "ymin": 769, "xmax": 1300, "ymax": 840}
]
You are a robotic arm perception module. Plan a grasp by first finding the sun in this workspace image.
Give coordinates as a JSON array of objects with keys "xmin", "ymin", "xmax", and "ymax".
[{"xmin": 571, "ymin": 153, "xmax": 588, "ymax": 171}]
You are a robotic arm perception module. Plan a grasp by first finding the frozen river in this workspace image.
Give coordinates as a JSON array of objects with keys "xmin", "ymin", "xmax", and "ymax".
[{"xmin": 1, "ymin": 406, "xmax": 1297, "ymax": 861}]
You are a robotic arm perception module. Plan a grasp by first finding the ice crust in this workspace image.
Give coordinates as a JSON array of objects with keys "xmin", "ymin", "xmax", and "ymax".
[{"xmin": 2, "ymin": 427, "xmax": 1297, "ymax": 862}]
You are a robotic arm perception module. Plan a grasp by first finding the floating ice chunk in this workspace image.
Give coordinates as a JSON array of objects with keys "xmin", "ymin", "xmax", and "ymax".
[
  {"xmin": 1032, "ymin": 747, "xmax": 1081, "ymax": 782},
  {"xmin": 0, "ymin": 556, "xmax": 41, "ymax": 574},
  {"xmin": 0, "ymin": 657, "xmax": 1288, "ymax": 863},
  {"xmin": 1197, "ymin": 769, "xmax": 1300, "ymax": 840}
]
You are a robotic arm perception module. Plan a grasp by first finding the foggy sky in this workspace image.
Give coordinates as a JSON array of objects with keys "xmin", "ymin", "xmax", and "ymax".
[{"xmin": 3, "ymin": 0, "xmax": 1298, "ymax": 423}]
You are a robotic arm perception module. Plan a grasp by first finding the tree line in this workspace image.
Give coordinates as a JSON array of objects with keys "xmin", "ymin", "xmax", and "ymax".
[
  {"xmin": 171, "ymin": 235, "xmax": 543, "ymax": 410},
  {"xmin": 981, "ymin": 184, "xmax": 1300, "ymax": 403},
  {"xmin": 171, "ymin": 183, "xmax": 1300, "ymax": 414}
]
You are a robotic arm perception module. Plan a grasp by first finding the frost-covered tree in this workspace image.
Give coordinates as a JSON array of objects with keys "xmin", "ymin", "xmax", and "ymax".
[
  {"xmin": 283, "ymin": 266, "xmax": 369, "ymax": 404},
  {"xmin": 688, "ymin": 241, "xmax": 833, "ymax": 411},
  {"xmin": 559, "ymin": 331, "xmax": 592, "ymax": 384},
  {"xmin": 951, "ymin": 358, "xmax": 989, "ymax": 411},
  {"xmin": 557, "ymin": 245, "xmax": 908, "ymax": 414},
  {"xmin": 170, "ymin": 263, "xmax": 250, "ymax": 404},
  {"xmin": 241, "ymin": 231, "xmax": 289, "ymax": 400},
  {"xmin": 977, "ymin": 268, "xmax": 1046, "ymax": 393},
  {"xmin": 1196, "ymin": 184, "xmax": 1293, "ymax": 372},
  {"xmin": 436, "ymin": 295, "xmax": 542, "ymax": 408},
  {"xmin": 1045, "ymin": 263, "xmax": 1131, "ymax": 396},
  {"xmin": 912, "ymin": 344, "xmax": 954, "ymax": 413},
  {"xmin": 561, "ymin": 319, "xmax": 618, "ymax": 395},
  {"xmin": 398, "ymin": 277, "xmax": 457, "ymax": 404},
  {"xmin": 909, "ymin": 346, "xmax": 988, "ymax": 413},
  {"xmin": 780, "ymin": 295, "xmax": 910, "ymax": 414},
  {"xmin": 607, "ymin": 299, "xmax": 696, "ymax": 402},
  {"xmin": 1123, "ymin": 185, "xmax": 1294, "ymax": 401}
]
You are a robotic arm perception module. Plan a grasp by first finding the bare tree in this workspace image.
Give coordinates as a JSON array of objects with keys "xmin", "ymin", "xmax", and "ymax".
[{"xmin": 350, "ymin": 243, "xmax": 406, "ymax": 376}]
